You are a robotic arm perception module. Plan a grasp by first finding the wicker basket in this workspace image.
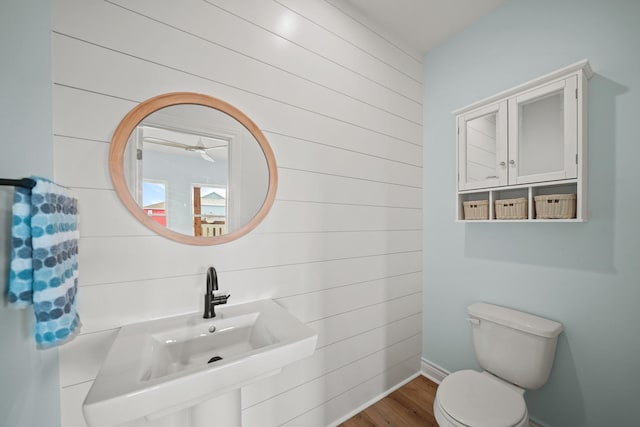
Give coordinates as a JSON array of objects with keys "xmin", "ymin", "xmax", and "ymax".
[
  {"xmin": 463, "ymin": 200, "xmax": 489, "ymax": 220},
  {"xmin": 534, "ymin": 194, "xmax": 577, "ymax": 219},
  {"xmin": 495, "ymin": 197, "xmax": 528, "ymax": 220}
]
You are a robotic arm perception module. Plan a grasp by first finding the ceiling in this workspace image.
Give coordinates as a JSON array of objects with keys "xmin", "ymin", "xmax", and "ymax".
[{"xmin": 329, "ymin": 0, "xmax": 507, "ymax": 55}]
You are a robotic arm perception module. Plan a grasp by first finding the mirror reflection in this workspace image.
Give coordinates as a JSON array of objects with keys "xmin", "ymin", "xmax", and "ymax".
[
  {"xmin": 518, "ymin": 91, "xmax": 564, "ymax": 176},
  {"xmin": 123, "ymin": 104, "xmax": 269, "ymax": 238},
  {"xmin": 466, "ymin": 112, "xmax": 497, "ymax": 183}
]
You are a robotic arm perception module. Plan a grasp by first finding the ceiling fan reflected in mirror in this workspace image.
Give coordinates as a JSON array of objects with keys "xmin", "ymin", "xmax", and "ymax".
[{"xmin": 143, "ymin": 136, "xmax": 228, "ymax": 163}]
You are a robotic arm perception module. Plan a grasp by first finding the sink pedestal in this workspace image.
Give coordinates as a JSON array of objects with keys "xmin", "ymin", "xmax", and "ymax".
[{"xmin": 191, "ymin": 390, "xmax": 241, "ymax": 427}]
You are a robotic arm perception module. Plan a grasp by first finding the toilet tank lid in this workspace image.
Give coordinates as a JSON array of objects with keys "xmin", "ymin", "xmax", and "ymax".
[{"xmin": 468, "ymin": 302, "xmax": 563, "ymax": 338}]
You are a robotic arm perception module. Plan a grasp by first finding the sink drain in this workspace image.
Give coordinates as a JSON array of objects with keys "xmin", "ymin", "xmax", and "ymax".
[{"xmin": 207, "ymin": 356, "xmax": 223, "ymax": 364}]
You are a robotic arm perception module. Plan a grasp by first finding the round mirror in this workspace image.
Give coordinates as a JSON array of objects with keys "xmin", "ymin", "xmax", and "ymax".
[{"xmin": 109, "ymin": 92, "xmax": 277, "ymax": 245}]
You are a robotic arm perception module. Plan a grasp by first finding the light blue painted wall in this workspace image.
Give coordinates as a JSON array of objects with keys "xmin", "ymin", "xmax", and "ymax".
[
  {"xmin": 423, "ymin": 0, "xmax": 640, "ymax": 426},
  {"xmin": 0, "ymin": 1, "xmax": 60, "ymax": 426}
]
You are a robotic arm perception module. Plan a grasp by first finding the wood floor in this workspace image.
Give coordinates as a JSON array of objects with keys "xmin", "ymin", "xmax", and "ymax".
[{"xmin": 339, "ymin": 376, "xmax": 439, "ymax": 426}]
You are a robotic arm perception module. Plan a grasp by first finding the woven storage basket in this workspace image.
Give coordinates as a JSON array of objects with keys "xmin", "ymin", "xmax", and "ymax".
[
  {"xmin": 534, "ymin": 194, "xmax": 576, "ymax": 219},
  {"xmin": 495, "ymin": 197, "xmax": 527, "ymax": 220},
  {"xmin": 463, "ymin": 200, "xmax": 489, "ymax": 220}
]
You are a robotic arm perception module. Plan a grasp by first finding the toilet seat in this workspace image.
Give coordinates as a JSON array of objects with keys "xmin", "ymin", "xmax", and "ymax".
[{"xmin": 435, "ymin": 370, "xmax": 528, "ymax": 427}]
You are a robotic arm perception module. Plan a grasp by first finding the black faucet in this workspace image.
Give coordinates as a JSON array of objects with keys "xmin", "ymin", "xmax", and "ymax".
[{"xmin": 203, "ymin": 266, "xmax": 230, "ymax": 319}]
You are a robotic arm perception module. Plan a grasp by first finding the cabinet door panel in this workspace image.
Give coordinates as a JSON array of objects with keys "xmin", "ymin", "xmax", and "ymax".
[
  {"xmin": 508, "ymin": 77, "xmax": 577, "ymax": 184},
  {"xmin": 458, "ymin": 101, "xmax": 507, "ymax": 190}
]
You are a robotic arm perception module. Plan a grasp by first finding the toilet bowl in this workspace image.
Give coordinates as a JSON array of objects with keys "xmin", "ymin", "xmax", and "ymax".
[
  {"xmin": 434, "ymin": 370, "xmax": 528, "ymax": 427},
  {"xmin": 433, "ymin": 303, "xmax": 562, "ymax": 427}
]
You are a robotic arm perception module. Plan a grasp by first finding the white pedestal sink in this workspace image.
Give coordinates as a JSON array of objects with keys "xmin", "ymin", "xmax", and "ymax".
[{"xmin": 82, "ymin": 299, "xmax": 317, "ymax": 427}]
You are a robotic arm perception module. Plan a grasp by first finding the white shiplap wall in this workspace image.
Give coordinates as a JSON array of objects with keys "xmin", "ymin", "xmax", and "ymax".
[{"xmin": 52, "ymin": 0, "xmax": 423, "ymax": 426}]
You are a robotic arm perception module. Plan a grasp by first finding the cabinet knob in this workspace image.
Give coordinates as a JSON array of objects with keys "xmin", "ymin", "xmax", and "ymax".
[
  {"xmin": 486, "ymin": 175, "xmax": 499, "ymax": 179},
  {"xmin": 509, "ymin": 160, "xmax": 516, "ymax": 165},
  {"xmin": 499, "ymin": 161, "xmax": 506, "ymax": 166}
]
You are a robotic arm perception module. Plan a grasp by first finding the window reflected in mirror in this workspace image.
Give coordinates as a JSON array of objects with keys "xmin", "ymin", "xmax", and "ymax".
[
  {"xmin": 194, "ymin": 186, "xmax": 227, "ymax": 237},
  {"xmin": 142, "ymin": 180, "xmax": 167, "ymax": 227}
]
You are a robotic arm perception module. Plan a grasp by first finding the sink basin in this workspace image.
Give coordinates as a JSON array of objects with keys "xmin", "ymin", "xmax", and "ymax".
[{"xmin": 83, "ymin": 299, "xmax": 317, "ymax": 427}]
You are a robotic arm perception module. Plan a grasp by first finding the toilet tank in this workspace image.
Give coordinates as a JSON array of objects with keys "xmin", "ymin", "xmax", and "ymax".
[{"xmin": 467, "ymin": 302, "xmax": 563, "ymax": 390}]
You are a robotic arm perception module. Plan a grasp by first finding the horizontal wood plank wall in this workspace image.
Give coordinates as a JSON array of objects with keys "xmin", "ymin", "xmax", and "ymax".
[{"xmin": 52, "ymin": 0, "xmax": 423, "ymax": 425}]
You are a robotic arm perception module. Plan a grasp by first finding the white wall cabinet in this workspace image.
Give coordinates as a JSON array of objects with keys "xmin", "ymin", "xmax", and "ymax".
[{"xmin": 455, "ymin": 60, "xmax": 592, "ymax": 221}]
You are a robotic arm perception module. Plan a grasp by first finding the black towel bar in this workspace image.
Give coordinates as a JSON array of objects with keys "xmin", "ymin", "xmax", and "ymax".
[{"xmin": 0, "ymin": 178, "xmax": 36, "ymax": 189}]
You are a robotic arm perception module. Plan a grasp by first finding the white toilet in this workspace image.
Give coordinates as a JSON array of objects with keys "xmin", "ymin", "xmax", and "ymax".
[{"xmin": 433, "ymin": 302, "xmax": 563, "ymax": 427}]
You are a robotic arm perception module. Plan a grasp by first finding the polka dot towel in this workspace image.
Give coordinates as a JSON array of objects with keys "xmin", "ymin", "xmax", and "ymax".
[{"xmin": 8, "ymin": 178, "xmax": 81, "ymax": 348}]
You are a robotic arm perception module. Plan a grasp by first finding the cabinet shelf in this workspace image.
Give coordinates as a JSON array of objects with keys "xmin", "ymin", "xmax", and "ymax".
[{"xmin": 457, "ymin": 182, "xmax": 584, "ymax": 221}]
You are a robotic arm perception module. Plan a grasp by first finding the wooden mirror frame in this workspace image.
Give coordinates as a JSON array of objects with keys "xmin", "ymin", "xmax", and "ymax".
[{"xmin": 109, "ymin": 92, "xmax": 277, "ymax": 245}]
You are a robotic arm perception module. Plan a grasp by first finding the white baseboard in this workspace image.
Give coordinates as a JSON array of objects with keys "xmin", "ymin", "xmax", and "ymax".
[
  {"xmin": 329, "ymin": 371, "xmax": 421, "ymax": 426},
  {"xmin": 420, "ymin": 358, "xmax": 544, "ymax": 427},
  {"xmin": 420, "ymin": 357, "xmax": 449, "ymax": 383}
]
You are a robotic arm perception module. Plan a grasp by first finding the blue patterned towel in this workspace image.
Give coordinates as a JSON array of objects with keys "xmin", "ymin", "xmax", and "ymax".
[{"xmin": 8, "ymin": 178, "xmax": 81, "ymax": 348}]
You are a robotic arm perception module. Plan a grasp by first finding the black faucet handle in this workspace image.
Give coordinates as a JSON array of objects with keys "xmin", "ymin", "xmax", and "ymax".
[{"xmin": 213, "ymin": 293, "xmax": 230, "ymax": 303}]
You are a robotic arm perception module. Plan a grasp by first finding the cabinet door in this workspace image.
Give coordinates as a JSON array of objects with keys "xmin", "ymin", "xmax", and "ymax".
[
  {"xmin": 508, "ymin": 76, "xmax": 578, "ymax": 185},
  {"xmin": 458, "ymin": 101, "xmax": 507, "ymax": 191}
]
